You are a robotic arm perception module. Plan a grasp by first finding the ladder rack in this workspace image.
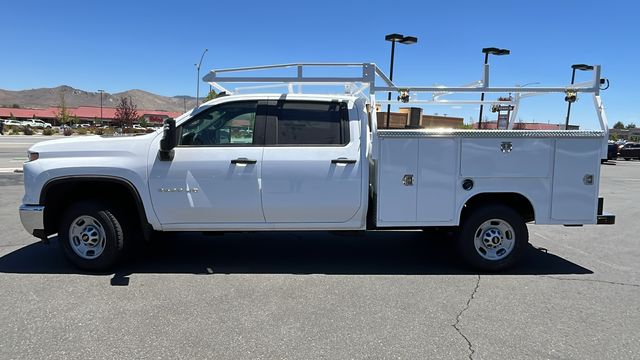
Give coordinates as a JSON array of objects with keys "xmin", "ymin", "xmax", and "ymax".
[
  {"xmin": 202, "ymin": 62, "xmax": 609, "ymax": 135},
  {"xmin": 203, "ymin": 62, "xmax": 602, "ymax": 97}
]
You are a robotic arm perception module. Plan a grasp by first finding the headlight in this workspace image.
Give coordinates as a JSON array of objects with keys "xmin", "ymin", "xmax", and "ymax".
[{"xmin": 27, "ymin": 151, "xmax": 39, "ymax": 162}]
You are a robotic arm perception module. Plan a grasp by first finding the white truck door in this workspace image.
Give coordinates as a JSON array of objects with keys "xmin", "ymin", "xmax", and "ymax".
[
  {"xmin": 148, "ymin": 100, "xmax": 266, "ymax": 224},
  {"xmin": 260, "ymin": 100, "xmax": 362, "ymax": 223}
]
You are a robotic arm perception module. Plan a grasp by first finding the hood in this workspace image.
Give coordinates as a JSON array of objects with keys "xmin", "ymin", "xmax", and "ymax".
[{"xmin": 30, "ymin": 133, "xmax": 160, "ymax": 160}]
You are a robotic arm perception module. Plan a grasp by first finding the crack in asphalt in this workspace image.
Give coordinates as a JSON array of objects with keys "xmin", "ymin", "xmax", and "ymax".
[
  {"xmin": 453, "ymin": 274, "xmax": 480, "ymax": 360},
  {"xmin": 540, "ymin": 275, "xmax": 640, "ymax": 288}
]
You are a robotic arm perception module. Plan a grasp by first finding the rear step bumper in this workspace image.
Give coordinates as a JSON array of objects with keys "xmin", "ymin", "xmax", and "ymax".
[
  {"xmin": 597, "ymin": 213, "xmax": 616, "ymax": 225},
  {"xmin": 596, "ymin": 197, "xmax": 615, "ymax": 225}
]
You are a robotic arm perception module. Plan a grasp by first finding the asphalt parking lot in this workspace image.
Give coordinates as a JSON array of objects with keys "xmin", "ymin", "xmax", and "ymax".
[{"xmin": 0, "ymin": 136, "xmax": 638, "ymax": 359}]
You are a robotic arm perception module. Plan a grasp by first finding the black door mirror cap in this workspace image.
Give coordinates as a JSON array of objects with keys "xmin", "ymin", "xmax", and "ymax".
[{"xmin": 159, "ymin": 118, "xmax": 177, "ymax": 161}]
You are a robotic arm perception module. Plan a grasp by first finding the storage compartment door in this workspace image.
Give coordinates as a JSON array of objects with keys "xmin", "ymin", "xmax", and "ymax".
[
  {"xmin": 551, "ymin": 139, "xmax": 600, "ymax": 222},
  {"xmin": 417, "ymin": 138, "xmax": 458, "ymax": 222},
  {"xmin": 461, "ymin": 138, "xmax": 552, "ymax": 178},
  {"xmin": 377, "ymin": 138, "xmax": 418, "ymax": 222}
]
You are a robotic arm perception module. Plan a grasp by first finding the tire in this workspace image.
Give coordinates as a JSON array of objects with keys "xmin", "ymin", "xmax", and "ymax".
[
  {"xmin": 624, "ymin": 158, "xmax": 631, "ymax": 161},
  {"xmin": 458, "ymin": 205, "xmax": 528, "ymax": 272},
  {"xmin": 58, "ymin": 201, "xmax": 127, "ymax": 271}
]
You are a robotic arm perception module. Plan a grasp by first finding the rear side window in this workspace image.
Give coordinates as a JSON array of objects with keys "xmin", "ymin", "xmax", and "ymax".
[{"xmin": 275, "ymin": 101, "xmax": 349, "ymax": 145}]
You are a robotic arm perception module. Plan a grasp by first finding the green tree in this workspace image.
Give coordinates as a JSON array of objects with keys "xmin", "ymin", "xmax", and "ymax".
[
  {"xmin": 56, "ymin": 91, "xmax": 72, "ymax": 126},
  {"xmin": 114, "ymin": 96, "xmax": 138, "ymax": 128},
  {"xmin": 613, "ymin": 121, "xmax": 625, "ymax": 129},
  {"xmin": 202, "ymin": 89, "xmax": 224, "ymax": 103},
  {"xmin": 626, "ymin": 123, "xmax": 636, "ymax": 129},
  {"xmin": 139, "ymin": 117, "xmax": 149, "ymax": 128}
]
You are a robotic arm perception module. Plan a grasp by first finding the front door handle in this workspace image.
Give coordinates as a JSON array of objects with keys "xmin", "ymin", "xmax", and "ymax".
[
  {"xmin": 331, "ymin": 158, "xmax": 357, "ymax": 164},
  {"xmin": 231, "ymin": 158, "xmax": 257, "ymax": 165}
]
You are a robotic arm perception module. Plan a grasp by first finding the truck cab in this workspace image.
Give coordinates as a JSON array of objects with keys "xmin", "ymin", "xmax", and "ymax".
[{"xmin": 147, "ymin": 94, "xmax": 368, "ymax": 230}]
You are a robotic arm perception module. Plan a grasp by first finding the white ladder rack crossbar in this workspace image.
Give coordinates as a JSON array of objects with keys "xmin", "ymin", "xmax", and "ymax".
[{"xmin": 203, "ymin": 62, "xmax": 603, "ymax": 96}]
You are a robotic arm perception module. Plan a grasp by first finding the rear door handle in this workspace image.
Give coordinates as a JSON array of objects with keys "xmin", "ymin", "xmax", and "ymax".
[
  {"xmin": 231, "ymin": 158, "xmax": 257, "ymax": 165},
  {"xmin": 331, "ymin": 158, "xmax": 357, "ymax": 164}
]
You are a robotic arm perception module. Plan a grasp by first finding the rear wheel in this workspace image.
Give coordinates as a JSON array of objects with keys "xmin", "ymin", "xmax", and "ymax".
[
  {"xmin": 58, "ymin": 202, "xmax": 127, "ymax": 271},
  {"xmin": 458, "ymin": 205, "xmax": 528, "ymax": 272}
]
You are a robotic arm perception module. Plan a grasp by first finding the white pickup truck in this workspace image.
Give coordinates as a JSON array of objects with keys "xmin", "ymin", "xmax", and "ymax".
[
  {"xmin": 21, "ymin": 119, "xmax": 52, "ymax": 128},
  {"xmin": 19, "ymin": 63, "xmax": 615, "ymax": 271}
]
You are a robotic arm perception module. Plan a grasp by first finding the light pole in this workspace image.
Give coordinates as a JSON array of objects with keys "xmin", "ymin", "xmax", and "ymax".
[
  {"xmin": 384, "ymin": 33, "xmax": 418, "ymax": 129},
  {"xmin": 509, "ymin": 82, "xmax": 540, "ymax": 97},
  {"xmin": 195, "ymin": 48, "xmax": 208, "ymax": 107},
  {"xmin": 478, "ymin": 47, "xmax": 510, "ymax": 129},
  {"xmin": 97, "ymin": 89, "xmax": 105, "ymax": 125},
  {"xmin": 519, "ymin": 82, "xmax": 541, "ymax": 88},
  {"xmin": 564, "ymin": 64, "xmax": 593, "ymax": 130}
]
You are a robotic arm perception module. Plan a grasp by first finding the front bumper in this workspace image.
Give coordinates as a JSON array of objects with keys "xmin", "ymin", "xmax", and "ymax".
[{"xmin": 19, "ymin": 204, "xmax": 45, "ymax": 238}]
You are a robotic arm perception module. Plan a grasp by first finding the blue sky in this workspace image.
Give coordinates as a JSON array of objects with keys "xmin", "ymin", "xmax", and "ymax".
[{"xmin": 1, "ymin": 0, "xmax": 638, "ymax": 128}]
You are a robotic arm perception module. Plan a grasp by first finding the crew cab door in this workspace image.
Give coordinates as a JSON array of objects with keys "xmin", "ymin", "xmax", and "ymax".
[
  {"xmin": 260, "ymin": 99, "xmax": 362, "ymax": 223},
  {"xmin": 148, "ymin": 100, "xmax": 266, "ymax": 225}
]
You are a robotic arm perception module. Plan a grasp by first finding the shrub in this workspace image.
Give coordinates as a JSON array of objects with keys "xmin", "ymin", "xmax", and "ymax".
[
  {"xmin": 76, "ymin": 128, "xmax": 88, "ymax": 135},
  {"xmin": 42, "ymin": 128, "xmax": 54, "ymax": 136},
  {"xmin": 63, "ymin": 128, "xmax": 73, "ymax": 136},
  {"xmin": 22, "ymin": 126, "xmax": 34, "ymax": 135}
]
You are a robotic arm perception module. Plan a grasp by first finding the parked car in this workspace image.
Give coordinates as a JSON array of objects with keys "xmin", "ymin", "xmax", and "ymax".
[
  {"xmin": 619, "ymin": 142, "xmax": 640, "ymax": 160},
  {"xmin": 607, "ymin": 143, "xmax": 619, "ymax": 160},
  {"xmin": 21, "ymin": 119, "xmax": 52, "ymax": 128},
  {"xmin": 3, "ymin": 120, "xmax": 23, "ymax": 127}
]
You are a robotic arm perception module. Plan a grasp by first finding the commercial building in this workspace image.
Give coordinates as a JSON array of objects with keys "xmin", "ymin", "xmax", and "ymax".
[
  {"xmin": 474, "ymin": 121, "xmax": 579, "ymax": 130},
  {"xmin": 376, "ymin": 107, "xmax": 464, "ymax": 129},
  {"xmin": 0, "ymin": 106, "xmax": 181, "ymax": 125}
]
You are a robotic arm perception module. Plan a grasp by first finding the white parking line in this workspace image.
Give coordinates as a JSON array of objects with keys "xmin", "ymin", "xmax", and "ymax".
[{"xmin": 0, "ymin": 168, "xmax": 22, "ymax": 173}]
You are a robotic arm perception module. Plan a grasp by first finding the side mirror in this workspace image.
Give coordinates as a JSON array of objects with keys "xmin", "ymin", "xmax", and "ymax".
[{"xmin": 159, "ymin": 118, "xmax": 177, "ymax": 161}]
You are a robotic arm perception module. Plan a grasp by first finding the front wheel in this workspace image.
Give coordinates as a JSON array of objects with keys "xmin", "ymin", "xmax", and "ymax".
[
  {"xmin": 58, "ymin": 202, "xmax": 127, "ymax": 271},
  {"xmin": 458, "ymin": 205, "xmax": 528, "ymax": 272}
]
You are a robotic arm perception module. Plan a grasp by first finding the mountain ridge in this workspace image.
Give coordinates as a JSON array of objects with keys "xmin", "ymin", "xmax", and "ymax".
[{"xmin": 0, "ymin": 85, "xmax": 198, "ymax": 112}]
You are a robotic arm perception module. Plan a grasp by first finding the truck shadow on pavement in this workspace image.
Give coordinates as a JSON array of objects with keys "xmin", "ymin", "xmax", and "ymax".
[{"xmin": 0, "ymin": 230, "xmax": 592, "ymax": 276}]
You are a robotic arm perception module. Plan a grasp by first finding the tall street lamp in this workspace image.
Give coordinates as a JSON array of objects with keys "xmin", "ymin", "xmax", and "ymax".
[
  {"xmin": 195, "ymin": 48, "xmax": 208, "ymax": 107},
  {"xmin": 384, "ymin": 33, "xmax": 418, "ymax": 129},
  {"xmin": 97, "ymin": 89, "xmax": 105, "ymax": 125},
  {"xmin": 564, "ymin": 63, "xmax": 593, "ymax": 129},
  {"xmin": 478, "ymin": 47, "xmax": 510, "ymax": 129}
]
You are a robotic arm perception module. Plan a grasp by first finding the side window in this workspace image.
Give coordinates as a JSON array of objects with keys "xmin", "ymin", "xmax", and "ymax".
[
  {"xmin": 179, "ymin": 101, "xmax": 257, "ymax": 146},
  {"xmin": 275, "ymin": 101, "xmax": 349, "ymax": 146}
]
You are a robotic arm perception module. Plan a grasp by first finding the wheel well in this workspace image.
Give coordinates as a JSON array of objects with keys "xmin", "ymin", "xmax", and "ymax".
[
  {"xmin": 41, "ymin": 177, "xmax": 149, "ymax": 237},
  {"xmin": 460, "ymin": 193, "xmax": 535, "ymax": 224}
]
